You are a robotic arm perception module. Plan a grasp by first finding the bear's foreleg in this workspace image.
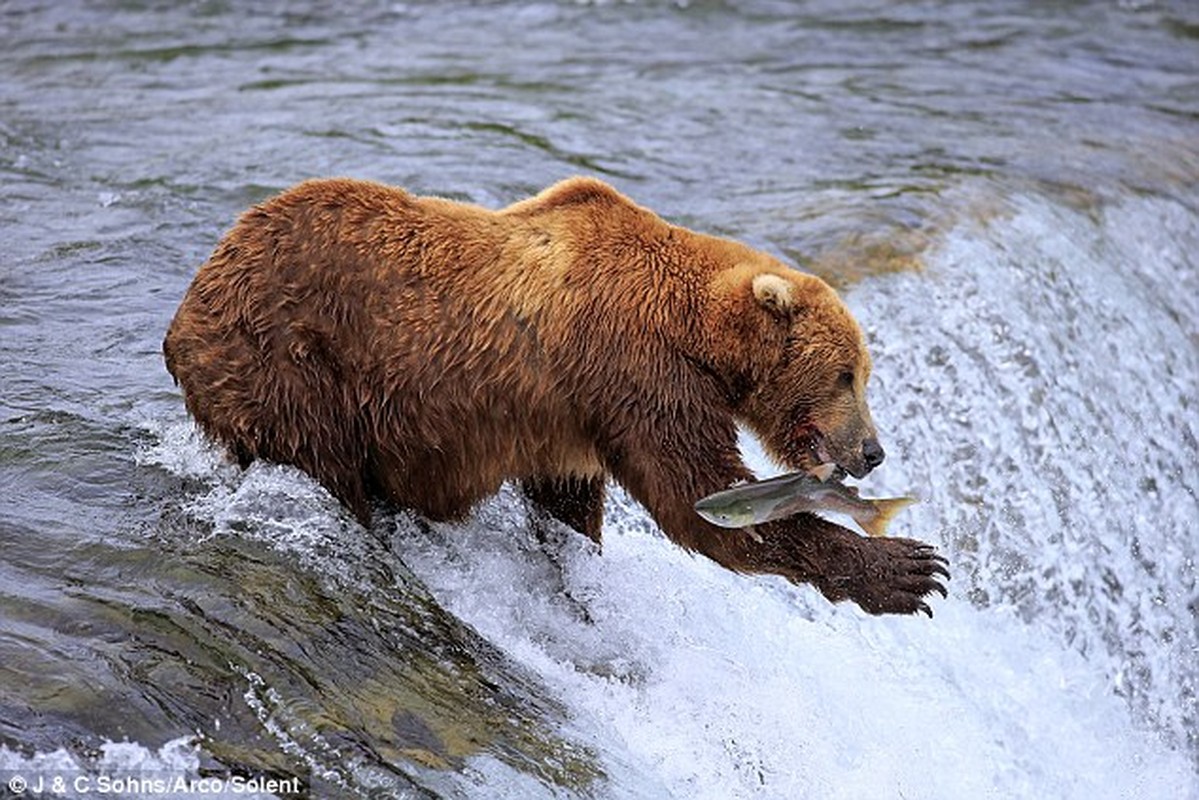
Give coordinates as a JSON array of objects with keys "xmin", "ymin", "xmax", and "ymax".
[
  {"xmin": 601, "ymin": 413, "xmax": 949, "ymax": 615},
  {"xmin": 745, "ymin": 515, "xmax": 950, "ymax": 616},
  {"xmin": 610, "ymin": 449, "xmax": 948, "ymax": 615}
]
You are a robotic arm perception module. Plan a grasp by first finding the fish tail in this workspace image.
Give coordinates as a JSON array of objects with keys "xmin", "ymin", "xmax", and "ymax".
[{"xmin": 859, "ymin": 497, "xmax": 917, "ymax": 537}]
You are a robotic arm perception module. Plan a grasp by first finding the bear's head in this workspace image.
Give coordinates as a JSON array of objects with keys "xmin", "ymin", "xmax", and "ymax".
[{"xmin": 706, "ymin": 264, "xmax": 885, "ymax": 479}]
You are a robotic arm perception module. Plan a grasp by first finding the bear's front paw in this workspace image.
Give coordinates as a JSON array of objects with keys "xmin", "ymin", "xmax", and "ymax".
[{"xmin": 823, "ymin": 537, "xmax": 950, "ymax": 617}]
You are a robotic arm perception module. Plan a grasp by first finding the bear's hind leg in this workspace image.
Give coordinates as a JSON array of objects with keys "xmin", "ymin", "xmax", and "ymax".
[{"xmin": 521, "ymin": 475, "xmax": 605, "ymax": 545}]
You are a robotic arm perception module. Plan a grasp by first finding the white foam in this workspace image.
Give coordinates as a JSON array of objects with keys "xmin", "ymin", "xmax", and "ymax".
[
  {"xmin": 392, "ymin": 483, "xmax": 1195, "ymax": 799},
  {"xmin": 850, "ymin": 191, "xmax": 1198, "ymax": 758},
  {"xmin": 133, "ymin": 415, "xmax": 233, "ymax": 482}
]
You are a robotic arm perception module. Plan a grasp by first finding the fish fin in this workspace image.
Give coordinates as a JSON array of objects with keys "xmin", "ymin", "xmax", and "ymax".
[
  {"xmin": 744, "ymin": 525, "xmax": 764, "ymax": 544},
  {"xmin": 859, "ymin": 496, "xmax": 918, "ymax": 537}
]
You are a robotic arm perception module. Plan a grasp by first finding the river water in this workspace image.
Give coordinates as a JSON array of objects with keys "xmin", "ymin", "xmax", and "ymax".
[{"xmin": 1, "ymin": 1, "xmax": 1197, "ymax": 798}]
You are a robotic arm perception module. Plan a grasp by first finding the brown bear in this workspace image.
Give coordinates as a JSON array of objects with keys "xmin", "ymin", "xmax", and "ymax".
[{"xmin": 163, "ymin": 177, "xmax": 948, "ymax": 616}]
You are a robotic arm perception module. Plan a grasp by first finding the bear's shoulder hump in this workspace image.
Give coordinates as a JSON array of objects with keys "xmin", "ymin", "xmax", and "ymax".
[{"xmin": 505, "ymin": 176, "xmax": 631, "ymax": 216}]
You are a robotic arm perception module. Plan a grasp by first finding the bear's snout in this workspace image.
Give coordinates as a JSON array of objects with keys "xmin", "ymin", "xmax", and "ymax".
[{"xmin": 862, "ymin": 438, "xmax": 885, "ymax": 472}]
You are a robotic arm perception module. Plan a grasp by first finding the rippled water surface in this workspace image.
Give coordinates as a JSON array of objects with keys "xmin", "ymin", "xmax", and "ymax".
[{"xmin": 2, "ymin": 1, "xmax": 1197, "ymax": 798}]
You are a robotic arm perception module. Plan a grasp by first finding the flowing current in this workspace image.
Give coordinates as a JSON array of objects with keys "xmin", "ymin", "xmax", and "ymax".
[{"xmin": 1, "ymin": 1, "xmax": 1197, "ymax": 798}]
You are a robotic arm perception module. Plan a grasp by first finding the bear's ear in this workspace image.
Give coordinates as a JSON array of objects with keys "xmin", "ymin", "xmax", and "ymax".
[{"xmin": 751, "ymin": 273, "xmax": 796, "ymax": 320}]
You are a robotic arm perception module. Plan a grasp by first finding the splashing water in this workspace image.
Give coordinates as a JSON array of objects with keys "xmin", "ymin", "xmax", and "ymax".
[{"xmin": 856, "ymin": 190, "xmax": 1198, "ymax": 761}]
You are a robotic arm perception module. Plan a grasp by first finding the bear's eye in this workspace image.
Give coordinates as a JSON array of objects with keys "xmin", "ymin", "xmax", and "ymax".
[{"xmin": 837, "ymin": 371, "xmax": 855, "ymax": 390}]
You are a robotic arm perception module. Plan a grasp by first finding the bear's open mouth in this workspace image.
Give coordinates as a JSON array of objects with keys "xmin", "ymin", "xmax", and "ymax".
[{"xmin": 792, "ymin": 423, "xmax": 840, "ymax": 477}]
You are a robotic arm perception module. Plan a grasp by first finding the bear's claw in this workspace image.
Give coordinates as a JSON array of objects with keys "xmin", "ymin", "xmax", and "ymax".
[{"xmin": 842, "ymin": 536, "xmax": 951, "ymax": 616}]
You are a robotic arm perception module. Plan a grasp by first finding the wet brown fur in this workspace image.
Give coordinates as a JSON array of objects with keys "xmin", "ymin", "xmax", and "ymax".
[{"xmin": 164, "ymin": 177, "xmax": 947, "ymax": 615}]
